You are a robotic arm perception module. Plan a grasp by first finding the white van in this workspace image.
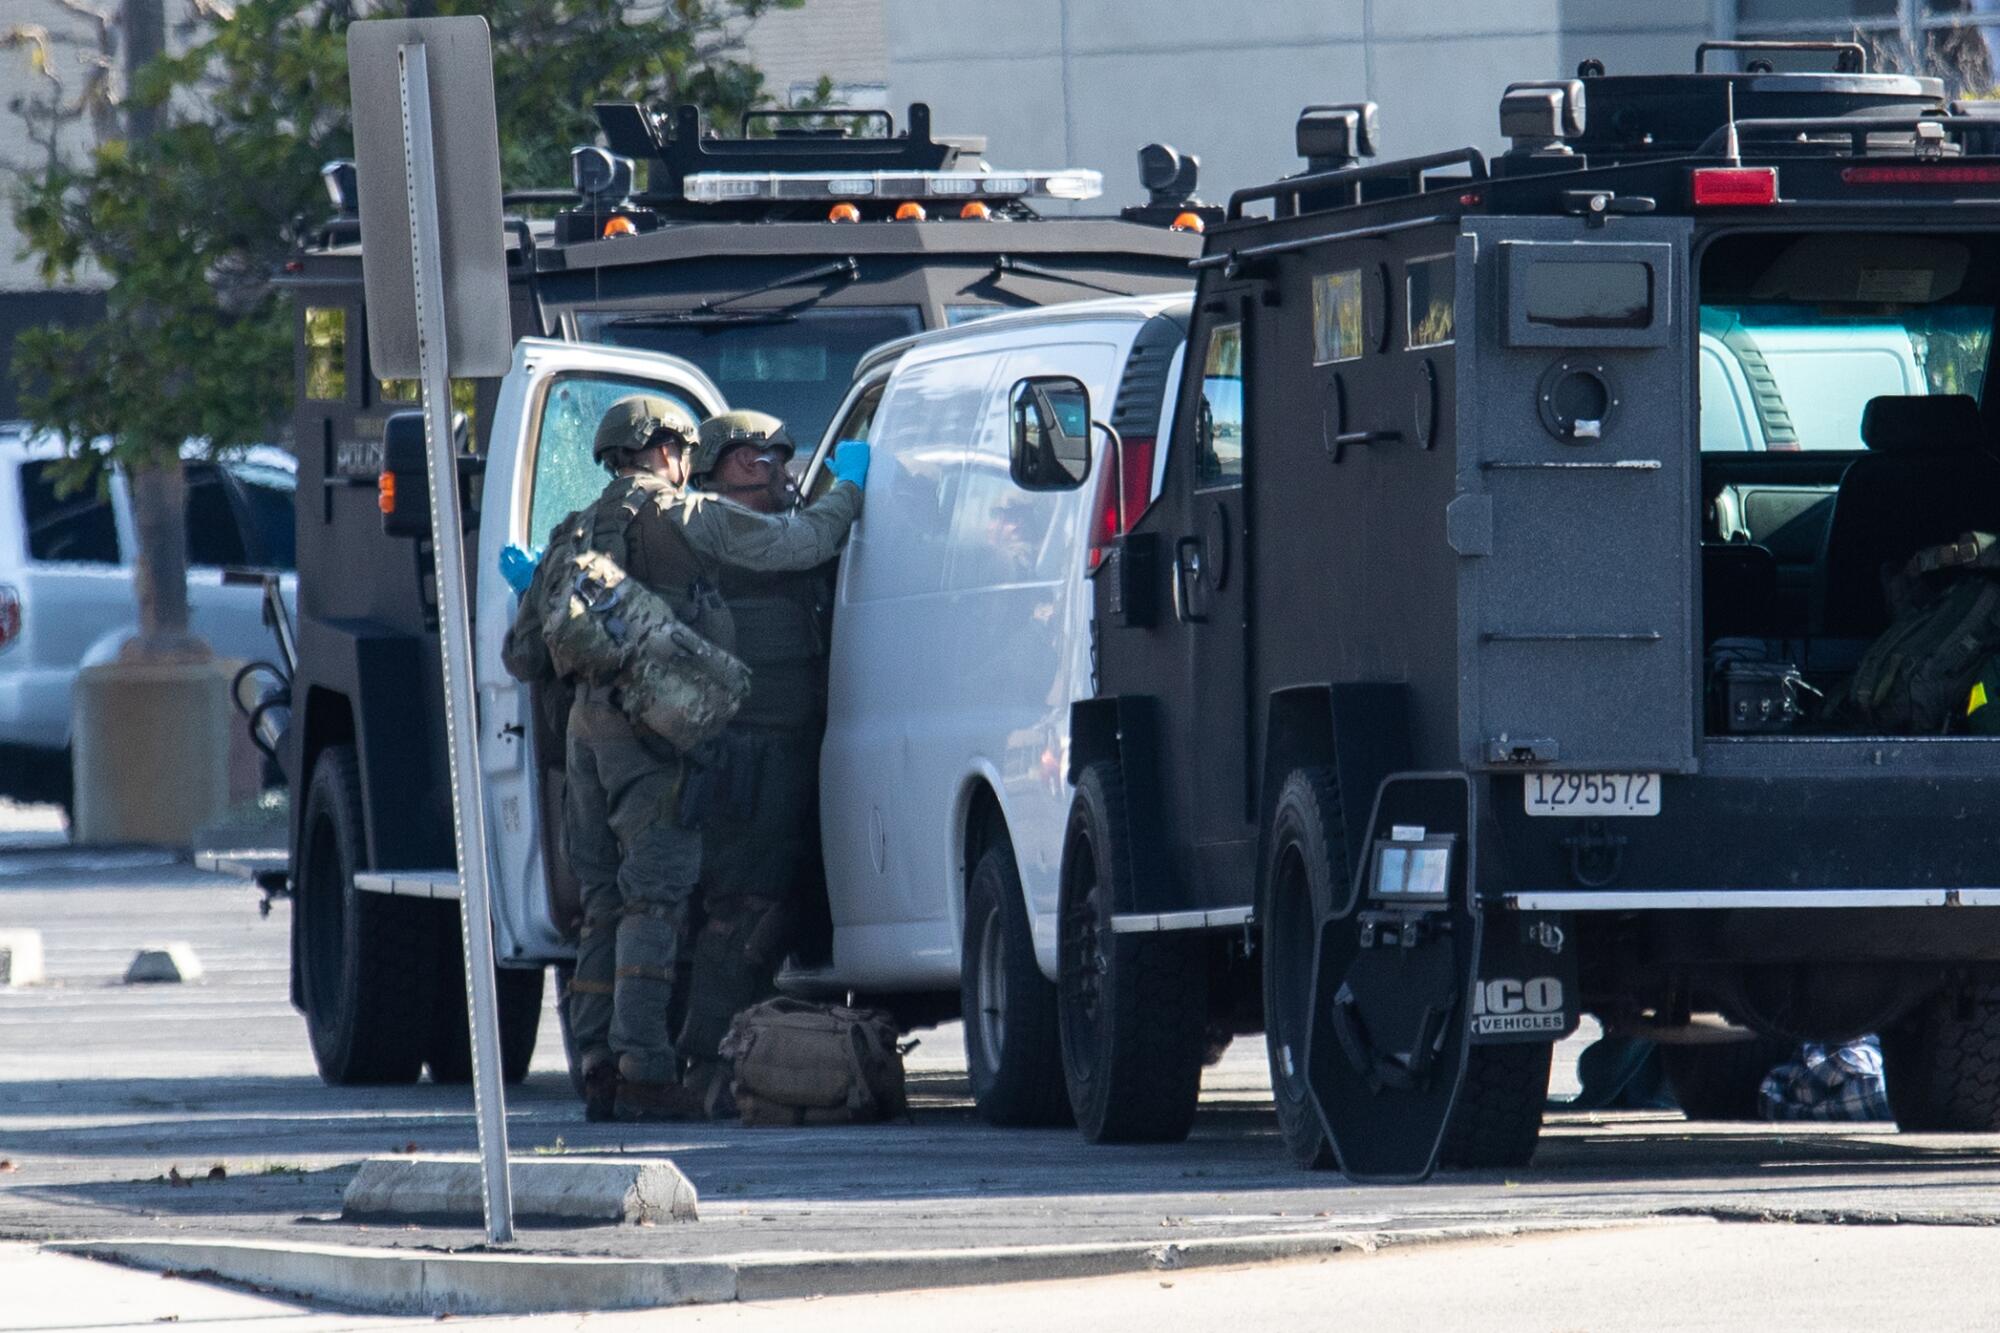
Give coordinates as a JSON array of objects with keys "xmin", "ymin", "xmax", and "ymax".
[
  {"xmin": 470, "ymin": 299, "xmax": 1191, "ymax": 1122},
  {"xmin": 790, "ymin": 293, "xmax": 1191, "ymax": 1122}
]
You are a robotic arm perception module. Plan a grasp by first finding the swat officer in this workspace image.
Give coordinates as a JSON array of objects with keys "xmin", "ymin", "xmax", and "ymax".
[
  {"xmin": 553, "ymin": 395, "xmax": 869, "ymax": 1122},
  {"xmin": 673, "ymin": 411, "xmax": 833, "ymax": 1114}
]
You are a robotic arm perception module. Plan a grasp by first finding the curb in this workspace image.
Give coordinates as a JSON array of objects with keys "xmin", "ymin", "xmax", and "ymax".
[{"xmin": 50, "ymin": 1219, "xmax": 1654, "ymax": 1315}]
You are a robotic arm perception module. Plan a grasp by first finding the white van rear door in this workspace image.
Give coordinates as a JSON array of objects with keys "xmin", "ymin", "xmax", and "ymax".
[{"xmin": 474, "ymin": 337, "xmax": 724, "ymax": 963}]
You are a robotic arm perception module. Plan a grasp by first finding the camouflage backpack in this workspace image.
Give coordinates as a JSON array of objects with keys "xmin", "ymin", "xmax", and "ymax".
[
  {"xmin": 516, "ymin": 481, "xmax": 752, "ymax": 751},
  {"xmin": 1844, "ymin": 532, "xmax": 2000, "ymax": 734},
  {"xmin": 717, "ymin": 997, "xmax": 909, "ymax": 1127}
]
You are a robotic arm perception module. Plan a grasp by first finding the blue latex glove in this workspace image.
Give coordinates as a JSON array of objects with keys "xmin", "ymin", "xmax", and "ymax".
[
  {"xmin": 827, "ymin": 440, "xmax": 871, "ymax": 490},
  {"xmin": 499, "ymin": 543, "xmax": 541, "ymax": 594}
]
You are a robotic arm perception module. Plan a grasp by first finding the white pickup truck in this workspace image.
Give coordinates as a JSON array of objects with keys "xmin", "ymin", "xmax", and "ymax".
[{"xmin": 0, "ymin": 426, "xmax": 297, "ymax": 811}]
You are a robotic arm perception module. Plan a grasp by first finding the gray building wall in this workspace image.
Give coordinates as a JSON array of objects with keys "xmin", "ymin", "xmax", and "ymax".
[{"xmin": 884, "ymin": 0, "xmax": 1732, "ymax": 210}]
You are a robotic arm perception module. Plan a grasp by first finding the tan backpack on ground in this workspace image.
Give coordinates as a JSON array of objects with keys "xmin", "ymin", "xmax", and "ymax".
[{"xmin": 717, "ymin": 997, "xmax": 909, "ymax": 1126}]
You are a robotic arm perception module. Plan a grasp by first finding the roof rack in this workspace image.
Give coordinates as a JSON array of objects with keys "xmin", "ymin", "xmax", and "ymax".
[
  {"xmin": 1226, "ymin": 147, "xmax": 1487, "ymax": 221},
  {"xmin": 1695, "ymin": 40, "xmax": 1866, "ymax": 74}
]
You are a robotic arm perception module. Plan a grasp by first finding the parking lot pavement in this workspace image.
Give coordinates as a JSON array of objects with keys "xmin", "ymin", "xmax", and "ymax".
[{"xmin": 10, "ymin": 833, "xmax": 2000, "ymax": 1279}]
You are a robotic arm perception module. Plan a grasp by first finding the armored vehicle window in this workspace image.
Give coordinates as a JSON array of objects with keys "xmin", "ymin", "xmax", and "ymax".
[
  {"xmin": 580, "ymin": 306, "xmax": 921, "ymax": 454},
  {"xmin": 526, "ymin": 373, "xmax": 705, "ymax": 543},
  {"xmin": 1195, "ymin": 324, "xmax": 1245, "ymax": 487},
  {"xmin": 1698, "ymin": 232, "xmax": 1993, "ymax": 452},
  {"xmin": 1407, "ymin": 256, "xmax": 1455, "ymax": 349},
  {"xmin": 303, "ymin": 307, "xmax": 347, "ymax": 402},
  {"xmin": 376, "ymin": 376, "xmax": 479, "ymax": 431},
  {"xmin": 1524, "ymin": 261, "xmax": 1651, "ymax": 331},
  {"xmin": 1312, "ymin": 270, "xmax": 1364, "ymax": 364},
  {"xmin": 20, "ymin": 460, "xmax": 118, "ymax": 565},
  {"xmin": 946, "ymin": 305, "xmax": 1006, "ymax": 326}
]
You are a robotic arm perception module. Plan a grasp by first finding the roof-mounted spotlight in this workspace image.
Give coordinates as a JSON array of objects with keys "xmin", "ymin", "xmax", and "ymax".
[
  {"xmin": 1137, "ymin": 142, "xmax": 1201, "ymax": 207},
  {"xmin": 571, "ymin": 146, "xmax": 636, "ymax": 202},
  {"xmin": 1500, "ymin": 80, "xmax": 1586, "ymax": 156},
  {"xmin": 321, "ymin": 160, "xmax": 359, "ymax": 216},
  {"xmin": 1296, "ymin": 103, "xmax": 1379, "ymax": 172}
]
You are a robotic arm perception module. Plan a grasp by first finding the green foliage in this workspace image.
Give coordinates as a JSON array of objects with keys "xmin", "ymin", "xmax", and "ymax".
[{"xmin": 9, "ymin": 0, "xmax": 799, "ymax": 481}]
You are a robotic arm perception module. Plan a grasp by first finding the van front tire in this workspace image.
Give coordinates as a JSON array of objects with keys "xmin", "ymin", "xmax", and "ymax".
[
  {"xmin": 961, "ymin": 840, "xmax": 1071, "ymax": 1126},
  {"xmin": 421, "ymin": 913, "xmax": 545, "ymax": 1087},
  {"xmin": 1057, "ymin": 763, "xmax": 1206, "ymax": 1144}
]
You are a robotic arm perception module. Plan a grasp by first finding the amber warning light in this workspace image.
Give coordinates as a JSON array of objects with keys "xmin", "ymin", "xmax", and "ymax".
[
  {"xmin": 377, "ymin": 471, "xmax": 397, "ymax": 515},
  {"xmin": 1691, "ymin": 167, "xmax": 1779, "ymax": 207}
]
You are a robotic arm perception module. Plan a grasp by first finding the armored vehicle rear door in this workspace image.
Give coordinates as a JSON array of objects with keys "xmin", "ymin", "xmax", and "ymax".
[
  {"xmin": 1455, "ymin": 217, "xmax": 1696, "ymax": 776},
  {"xmin": 473, "ymin": 338, "xmax": 724, "ymax": 961}
]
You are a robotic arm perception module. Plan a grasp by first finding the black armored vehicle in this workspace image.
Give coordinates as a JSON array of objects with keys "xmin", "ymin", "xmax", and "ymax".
[
  {"xmin": 259, "ymin": 102, "xmax": 1208, "ymax": 1088},
  {"xmin": 1062, "ymin": 42, "xmax": 2000, "ymax": 1178}
]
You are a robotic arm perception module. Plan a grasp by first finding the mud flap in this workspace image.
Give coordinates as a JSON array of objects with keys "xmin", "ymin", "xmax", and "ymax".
[
  {"xmin": 1305, "ymin": 774, "xmax": 1482, "ymax": 1182},
  {"xmin": 1470, "ymin": 911, "xmax": 1578, "ymax": 1045}
]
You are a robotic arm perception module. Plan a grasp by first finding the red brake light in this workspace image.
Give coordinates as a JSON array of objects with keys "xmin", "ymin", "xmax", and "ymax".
[
  {"xmin": 0, "ymin": 585, "xmax": 18, "ymax": 653},
  {"xmin": 1087, "ymin": 436, "xmax": 1156, "ymax": 570},
  {"xmin": 1842, "ymin": 164, "xmax": 2000, "ymax": 186},
  {"xmin": 1692, "ymin": 167, "xmax": 1778, "ymax": 207}
]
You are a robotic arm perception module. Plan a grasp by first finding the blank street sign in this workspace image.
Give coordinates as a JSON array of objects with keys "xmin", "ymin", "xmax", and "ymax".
[{"xmin": 348, "ymin": 17, "xmax": 512, "ymax": 380}]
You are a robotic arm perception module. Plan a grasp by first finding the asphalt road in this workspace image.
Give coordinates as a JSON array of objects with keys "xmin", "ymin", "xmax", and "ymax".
[{"xmin": 9, "ymin": 814, "xmax": 2000, "ymax": 1275}]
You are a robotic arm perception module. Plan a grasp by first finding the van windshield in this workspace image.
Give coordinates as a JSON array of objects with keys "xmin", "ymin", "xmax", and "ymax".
[
  {"xmin": 579, "ymin": 306, "xmax": 922, "ymax": 448},
  {"xmin": 1698, "ymin": 303, "xmax": 1992, "ymax": 452}
]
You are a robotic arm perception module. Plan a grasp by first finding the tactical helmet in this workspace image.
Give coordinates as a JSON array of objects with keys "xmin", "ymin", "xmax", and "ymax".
[
  {"xmin": 592, "ymin": 395, "xmax": 698, "ymax": 466},
  {"xmin": 691, "ymin": 410, "xmax": 795, "ymax": 480}
]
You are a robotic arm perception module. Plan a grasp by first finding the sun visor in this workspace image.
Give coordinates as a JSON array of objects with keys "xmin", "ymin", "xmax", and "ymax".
[{"xmin": 1750, "ymin": 234, "xmax": 1970, "ymax": 304}]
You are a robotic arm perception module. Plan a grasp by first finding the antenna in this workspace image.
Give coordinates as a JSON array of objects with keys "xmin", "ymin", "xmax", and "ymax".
[{"xmin": 1723, "ymin": 79, "xmax": 1741, "ymax": 163}]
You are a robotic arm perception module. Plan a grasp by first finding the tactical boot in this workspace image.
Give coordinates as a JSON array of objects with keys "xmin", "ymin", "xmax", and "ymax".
[
  {"xmin": 615, "ymin": 1079, "xmax": 706, "ymax": 1122},
  {"xmin": 582, "ymin": 1064, "xmax": 621, "ymax": 1123}
]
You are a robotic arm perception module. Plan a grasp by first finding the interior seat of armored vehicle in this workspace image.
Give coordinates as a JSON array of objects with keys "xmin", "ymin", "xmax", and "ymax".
[{"xmin": 1698, "ymin": 230, "xmax": 2000, "ymax": 737}]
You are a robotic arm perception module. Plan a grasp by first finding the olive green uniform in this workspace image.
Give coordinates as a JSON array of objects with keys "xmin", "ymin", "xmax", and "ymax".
[
  {"xmin": 676, "ymin": 557, "xmax": 835, "ymax": 1065},
  {"xmin": 564, "ymin": 476, "xmax": 861, "ymax": 1087}
]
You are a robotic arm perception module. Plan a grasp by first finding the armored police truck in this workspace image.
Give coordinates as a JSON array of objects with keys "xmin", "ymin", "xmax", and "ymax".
[
  {"xmin": 254, "ymin": 102, "xmax": 1207, "ymax": 1087},
  {"xmin": 1064, "ymin": 43, "xmax": 2000, "ymax": 1179}
]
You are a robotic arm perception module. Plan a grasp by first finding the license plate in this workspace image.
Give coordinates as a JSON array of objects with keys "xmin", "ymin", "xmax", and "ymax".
[{"xmin": 1524, "ymin": 772, "xmax": 1660, "ymax": 817}]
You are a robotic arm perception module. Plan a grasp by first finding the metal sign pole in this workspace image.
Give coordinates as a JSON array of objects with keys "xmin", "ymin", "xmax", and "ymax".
[{"xmin": 397, "ymin": 39, "xmax": 514, "ymax": 1245}]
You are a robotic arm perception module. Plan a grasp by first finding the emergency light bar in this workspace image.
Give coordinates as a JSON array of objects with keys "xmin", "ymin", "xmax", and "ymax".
[{"xmin": 680, "ymin": 168, "xmax": 1104, "ymax": 205}]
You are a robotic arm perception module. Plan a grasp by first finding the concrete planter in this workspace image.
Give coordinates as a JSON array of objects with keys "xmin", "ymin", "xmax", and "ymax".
[{"xmin": 71, "ymin": 659, "xmax": 231, "ymax": 846}]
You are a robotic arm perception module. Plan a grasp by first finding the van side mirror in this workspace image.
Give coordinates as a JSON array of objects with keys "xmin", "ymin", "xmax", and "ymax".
[{"xmin": 1009, "ymin": 376, "xmax": 1092, "ymax": 491}]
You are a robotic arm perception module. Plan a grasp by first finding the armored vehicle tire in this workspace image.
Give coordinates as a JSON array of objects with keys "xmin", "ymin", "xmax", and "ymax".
[
  {"xmin": 1057, "ymin": 762, "xmax": 1207, "ymax": 1144},
  {"xmin": 1438, "ymin": 1042, "xmax": 1552, "ymax": 1170},
  {"xmin": 1261, "ymin": 767, "xmax": 1343, "ymax": 1170},
  {"xmin": 297, "ymin": 746, "xmax": 427, "ymax": 1086},
  {"xmin": 1661, "ymin": 1039, "xmax": 1791, "ymax": 1122},
  {"xmin": 421, "ymin": 917, "xmax": 545, "ymax": 1086},
  {"xmin": 1883, "ymin": 985, "xmax": 2000, "ymax": 1132},
  {"xmin": 962, "ymin": 839, "xmax": 1072, "ymax": 1127}
]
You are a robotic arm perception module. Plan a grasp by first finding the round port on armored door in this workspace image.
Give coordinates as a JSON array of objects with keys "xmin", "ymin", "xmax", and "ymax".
[{"xmin": 1536, "ymin": 357, "xmax": 1619, "ymax": 443}]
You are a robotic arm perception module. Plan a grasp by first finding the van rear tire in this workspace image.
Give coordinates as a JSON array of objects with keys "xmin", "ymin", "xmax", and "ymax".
[
  {"xmin": 961, "ymin": 840, "xmax": 1071, "ymax": 1126},
  {"xmin": 1884, "ymin": 984, "xmax": 2000, "ymax": 1131},
  {"xmin": 297, "ymin": 745, "xmax": 427, "ymax": 1086},
  {"xmin": 1057, "ymin": 763, "xmax": 1206, "ymax": 1144},
  {"xmin": 1662, "ymin": 1039, "xmax": 1790, "ymax": 1122}
]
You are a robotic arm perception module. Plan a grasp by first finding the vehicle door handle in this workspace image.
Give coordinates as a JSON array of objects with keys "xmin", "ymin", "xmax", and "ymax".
[
  {"xmin": 1172, "ymin": 537, "xmax": 1207, "ymax": 625},
  {"xmin": 500, "ymin": 723, "xmax": 524, "ymax": 739}
]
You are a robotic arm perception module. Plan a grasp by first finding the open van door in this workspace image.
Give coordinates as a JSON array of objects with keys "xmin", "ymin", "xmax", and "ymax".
[{"xmin": 473, "ymin": 338, "xmax": 724, "ymax": 963}]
